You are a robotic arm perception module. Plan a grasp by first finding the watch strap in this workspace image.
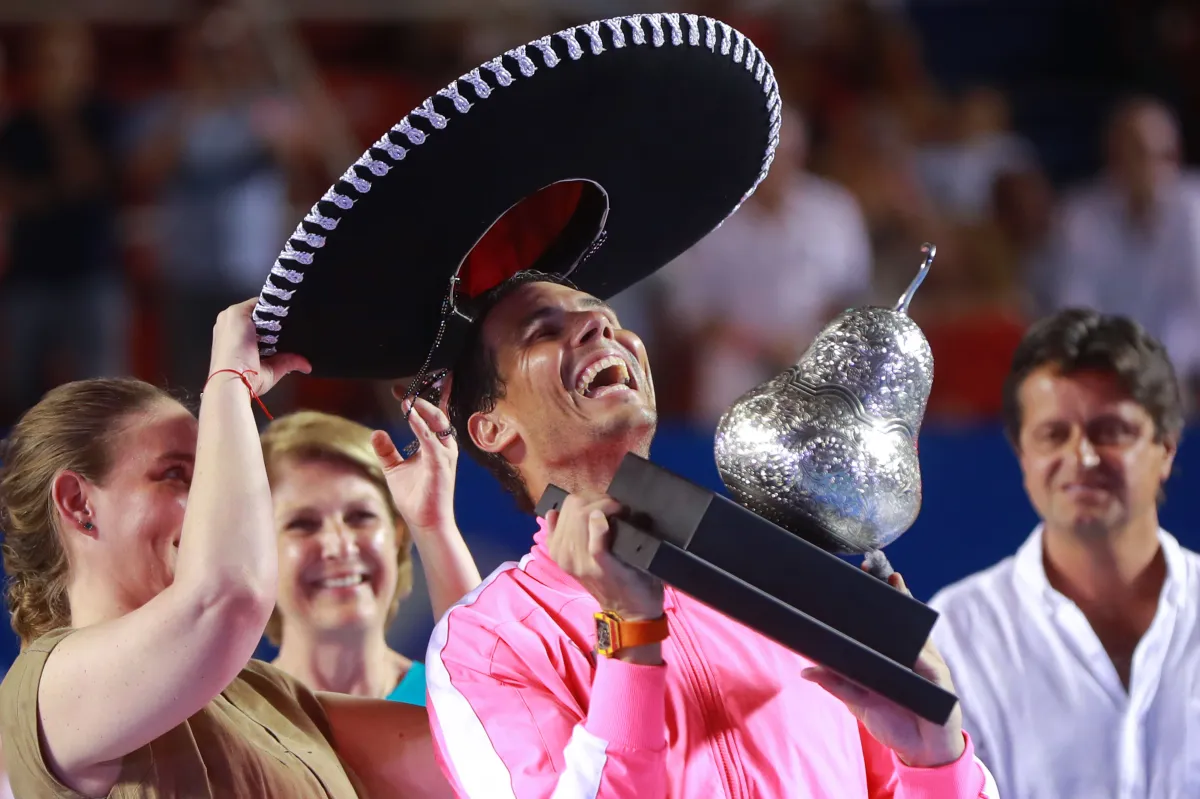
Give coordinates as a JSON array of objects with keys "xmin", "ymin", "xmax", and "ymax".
[{"xmin": 595, "ymin": 611, "xmax": 669, "ymax": 657}]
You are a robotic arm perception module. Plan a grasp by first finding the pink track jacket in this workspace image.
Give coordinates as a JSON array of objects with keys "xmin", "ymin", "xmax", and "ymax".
[{"xmin": 427, "ymin": 519, "xmax": 1000, "ymax": 798}]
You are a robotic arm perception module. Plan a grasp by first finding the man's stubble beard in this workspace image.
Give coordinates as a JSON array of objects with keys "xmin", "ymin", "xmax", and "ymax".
[
  {"xmin": 598, "ymin": 408, "xmax": 657, "ymax": 458},
  {"xmin": 549, "ymin": 408, "xmax": 658, "ymax": 464}
]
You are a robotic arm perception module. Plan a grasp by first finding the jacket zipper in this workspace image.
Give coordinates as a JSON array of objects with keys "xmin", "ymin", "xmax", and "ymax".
[{"xmin": 668, "ymin": 593, "xmax": 748, "ymax": 799}]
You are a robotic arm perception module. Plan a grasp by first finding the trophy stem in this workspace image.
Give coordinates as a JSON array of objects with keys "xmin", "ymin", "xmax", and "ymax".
[
  {"xmin": 863, "ymin": 548, "xmax": 895, "ymax": 581},
  {"xmin": 894, "ymin": 242, "xmax": 936, "ymax": 315}
]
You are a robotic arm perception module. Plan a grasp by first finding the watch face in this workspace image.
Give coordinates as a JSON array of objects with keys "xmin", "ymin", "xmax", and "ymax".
[{"xmin": 596, "ymin": 619, "xmax": 613, "ymax": 651}]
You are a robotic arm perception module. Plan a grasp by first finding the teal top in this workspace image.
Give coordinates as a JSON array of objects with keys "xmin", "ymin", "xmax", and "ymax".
[{"xmin": 385, "ymin": 661, "xmax": 426, "ymax": 707}]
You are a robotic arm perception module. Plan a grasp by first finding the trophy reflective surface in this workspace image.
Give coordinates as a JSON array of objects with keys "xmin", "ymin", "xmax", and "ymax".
[
  {"xmin": 536, "ymin": 244, "xmax": 957, "ymax": 724},
  {"xmin": 714, "ymin": 245, "xmax": 936, "ymax": 573}
]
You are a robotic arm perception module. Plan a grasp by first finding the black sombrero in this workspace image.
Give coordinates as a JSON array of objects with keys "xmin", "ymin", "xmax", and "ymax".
[{"xmin": 253, "ymin": 13, "xmax": 780, "ymax": 382}]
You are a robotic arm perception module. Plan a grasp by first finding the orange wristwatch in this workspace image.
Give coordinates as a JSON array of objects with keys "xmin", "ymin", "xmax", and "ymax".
[{"xmin": 594, "ymin": 610, "xmax": 670, "ymax": 657}]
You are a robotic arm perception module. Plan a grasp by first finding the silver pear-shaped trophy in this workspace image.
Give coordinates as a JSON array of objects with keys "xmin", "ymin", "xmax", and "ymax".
[
  {"xmin": 536, "ymin": 243, "xmax": 955, "ymax": 724},
  {"xmin": 714, "ymin": 244, "xmax": 936, "ymax": 579}
]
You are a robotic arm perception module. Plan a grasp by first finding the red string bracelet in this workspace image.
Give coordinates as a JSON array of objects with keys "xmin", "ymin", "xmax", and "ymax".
[{"xmin": 204, "ymin": 369, "xmax": 274, "ymax": 420}]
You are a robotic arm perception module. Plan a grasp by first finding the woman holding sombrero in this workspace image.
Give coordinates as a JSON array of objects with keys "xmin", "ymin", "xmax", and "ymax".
[{"xmin": 0, "ymin": 300, "xmax": 455, "ymax": 798}]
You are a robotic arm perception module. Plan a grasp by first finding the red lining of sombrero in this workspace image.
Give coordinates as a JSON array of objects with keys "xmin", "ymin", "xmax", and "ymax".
[{"xmin": 460, "ymin": 181, "xmax": 584, "ymax": 298}]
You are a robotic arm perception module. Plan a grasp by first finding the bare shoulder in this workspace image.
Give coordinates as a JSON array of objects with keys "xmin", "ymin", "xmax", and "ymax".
[
  {"xmin": 317, "ymin": 693, "xmax": 431, "ymax": 738},
  {"xmin": 315, "ymin": 694, "xmax": 452, "ymax": 798}
]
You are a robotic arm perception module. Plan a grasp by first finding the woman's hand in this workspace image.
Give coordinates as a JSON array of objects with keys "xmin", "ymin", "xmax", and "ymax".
[
  {"xmin": 208, "ymin": 298, "xmax": 311, "ymax": 395},
  {"xmin": 373, "ymin": 396, "xmax": 481, "ymax": 618},
  {"xmin": 372, "ymin": 397, "xmax": 459, "ymax": 537}
]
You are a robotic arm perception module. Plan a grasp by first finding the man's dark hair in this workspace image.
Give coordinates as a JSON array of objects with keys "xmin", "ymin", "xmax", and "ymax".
[
  {"xmin": 448, "ymin": 270, "xmax": 576, "ymax": 512},
  {"xmin": 1001, "ymin": 308, "xmax": 1185, "ymax": 446}
]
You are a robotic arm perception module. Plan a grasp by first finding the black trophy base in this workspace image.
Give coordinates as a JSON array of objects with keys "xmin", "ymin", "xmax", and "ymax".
[{"xmin": 535, "ymin": 453, "xmax": 959, "ymax": 726}]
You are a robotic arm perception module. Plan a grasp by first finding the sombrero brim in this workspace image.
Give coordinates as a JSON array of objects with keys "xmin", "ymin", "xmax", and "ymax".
[{"xmin": 254, "ymin": 14, "xmax": 781, "ymax": 380}]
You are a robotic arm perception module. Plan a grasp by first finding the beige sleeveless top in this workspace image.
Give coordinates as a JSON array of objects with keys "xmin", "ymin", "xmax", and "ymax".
[{"xmin": 0, "ymin": 628, "xmax": 365, "ymax": 798}]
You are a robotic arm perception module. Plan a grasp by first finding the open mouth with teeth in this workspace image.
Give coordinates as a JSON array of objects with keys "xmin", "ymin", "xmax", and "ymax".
[
  {"xmin": 309, "ymin": 573, "xmax": 371, "ymax": 592},
  {"xmin": 575, "ymin": 354, "xmax": 637, "ymax": 399}
]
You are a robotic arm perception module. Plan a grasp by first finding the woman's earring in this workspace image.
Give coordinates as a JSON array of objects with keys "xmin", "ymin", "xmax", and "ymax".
[{"xmin": 83, "ymin": 521, "xmax": 94, "ymax": 531}]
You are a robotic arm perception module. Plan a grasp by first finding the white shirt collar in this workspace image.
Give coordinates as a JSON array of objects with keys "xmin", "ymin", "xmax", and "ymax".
[{"xmin": 1013, "ymin": 524, "xmax": 1190, "ymax": 611}]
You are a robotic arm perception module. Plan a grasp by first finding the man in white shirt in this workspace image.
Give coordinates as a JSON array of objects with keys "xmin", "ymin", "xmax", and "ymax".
[{"xmin": 929, "ymin": 308, "xmax": 1200, "ymax": 799}]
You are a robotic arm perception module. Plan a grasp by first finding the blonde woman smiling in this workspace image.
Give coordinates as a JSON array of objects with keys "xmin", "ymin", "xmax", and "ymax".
[{"xmin": 261, "ymin": 404, "xmax": 480, "ymax": 705}]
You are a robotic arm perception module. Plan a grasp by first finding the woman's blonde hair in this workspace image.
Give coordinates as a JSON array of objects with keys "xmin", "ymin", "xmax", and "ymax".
[
  {"xmin": 260, "ymin": 411, "xmax": 413, "ymax": 645},
  {"xmin": 1, "ymin": 378, "xmax": 172, "ymax": 646}
]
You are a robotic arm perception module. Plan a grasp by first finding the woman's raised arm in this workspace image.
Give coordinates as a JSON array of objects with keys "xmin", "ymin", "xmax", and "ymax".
[{"xmin": 32, "ymin": 300, "xmax": 310, "ymax": 795}]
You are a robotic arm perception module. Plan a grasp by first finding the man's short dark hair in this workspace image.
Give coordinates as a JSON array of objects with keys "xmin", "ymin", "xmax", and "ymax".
[
  {"xmin": 447, "ymin": 270, "xmax": 575, "ymax": 512},
  {"xmin": 1001, "ymin": 308, "xmax": 1185, "ymax": 446}
]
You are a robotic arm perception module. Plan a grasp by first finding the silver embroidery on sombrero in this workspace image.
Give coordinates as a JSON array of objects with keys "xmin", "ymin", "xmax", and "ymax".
[
  {"xmin": 278, "ymin": 242, "xmax": 313, "ymax": 266},
  {"xmin": 646, "ymin": 15, "xmax": 666, "ymax": 47},
  {"xmin": 339, "ymin": 167, "xmax": 371, "ymax": 194},
  {"xmin": 371, "ymin": 134, "xmax": 407, "ymax": 162},
  {"xmin": 411, "ymin": 98, "xmax": 448, "ymax": 130},
  {"xmin": 359, "ymin": 155, "xmax": 392, "ymax": 178},
  {"xmin": 461, "ymin": 69, "xmax": 492, "ymax": 99},
  {"xmin": 394, "ymin": 118, "xmax": 425, "ymax": 145},
  {"xmin": 505, "ymin": 46, "xmax": 537, "ymax": 78},
  {"xmin": 320, "ymin": 188, "xmax": 355, "ymax": 211},
  {"xmin": 256, "ymin": 13, "xmax": 781, "ymax": 356},
  {"xmin": 664, "ymin": 14, "xmax": 683, "ymax": 46},
  {"xmin": 290, "ymin": 224, "xmax": 325, "ymax": 249},
  {"xmin": 482, "ymin": 58, "xmax": 514, "ymax": 86},
  {"xmin": 252, "ymin": 310, "xmax": 281, "ymax": 332},
  {"xmin": 438, "ymin": 81, "xmax": 474, "ymax": 113},
  {"xmin": 305, "ymin": 207, "xmax": 340, "ymax": 231},
  {"xmin": 579, "ymin": 21, "xmax": 605, "ymax": 55},
  {"xmin": 604, "ymin": 19, "xmax": 626, "ymax": 48},
  {"xmin": 531, "ymin": 36, "xmax": 560, "ymax": 68},
  {"xmin": 261, "ymin": 282, "xmax": 294, "ymax": 302},
  {"xmin": 557, "ymin": 29, "xmax": 584, "ymax": 61},
  {"xmin": 271, "ymin": 263, "xmax": 304, "ymax": 286},
  {"xmin": 625, "ymin": 15, "xmax": 649, "ymax": 46},
  {"xmin": 257, "ymin": 300, "xmax": 289, "ymax": 317}
]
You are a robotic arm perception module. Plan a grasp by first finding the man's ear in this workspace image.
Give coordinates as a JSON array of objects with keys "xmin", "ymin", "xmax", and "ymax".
[
  {"xmin": 51, "ymin": 470, "xmax": 96, "ymax": 537},
  {"xmin": 1160, "ymin": 433, "xmax": 1179, "ymax": 483},
  {"xmin": 468, "ymin": 408, "xmax": 519, "ymax": 456}
]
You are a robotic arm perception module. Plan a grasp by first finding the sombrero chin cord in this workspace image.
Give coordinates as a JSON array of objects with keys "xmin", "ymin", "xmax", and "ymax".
[{"xmin": 400, "ymin": 289, "xmax": 455, "ymax": 458}]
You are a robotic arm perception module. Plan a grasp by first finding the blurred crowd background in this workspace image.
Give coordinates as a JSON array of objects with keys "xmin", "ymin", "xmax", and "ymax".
[
  {"xmin": 2, "ymin": 0, "xmax": 1200, "ymax": 662},
  {"xmin": 4, "ymin": 0, "xmax": 1200, "ymax": 430}
]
